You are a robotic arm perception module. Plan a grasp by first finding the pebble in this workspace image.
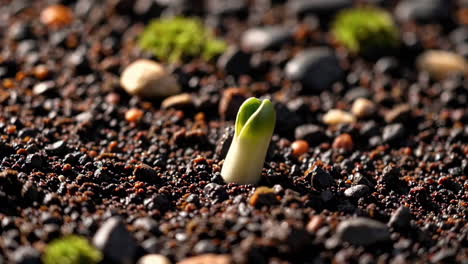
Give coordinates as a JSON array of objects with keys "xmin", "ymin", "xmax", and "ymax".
[
  {"xmin": 332, "ymin": 133, "xmax": 354, "ymax": 152},
  {"xmin": 161, "ymin": 93, "xmax": 194, "ymax": 110},
  {"xmin": 344, "ymin": 184, "xmax": 370, "ymax": 199},
  {"xmin": 288, "ymin": 0, "xmax": 352, "ymax": 17},
  {"xmin": 417, "ymin": 50, "xmax": 468, "ymax": 80},
  {"xmin": 385, "ymin": 104, "xmax": 412, "ymax": 124},
  {"xmin": 388, "ymin": 206, "xmax": 411, "ymax": 230},
  {"xmin": 133, "ymin": 163, "xmax": 158, "ymax": 183},
  {"xmin": 249, "ymin": 187, "xmax": 279, "ymax": 208},
  {"xmin": 11, "ymin": 246, "xmax": 41, "ymax": 264},
  {"xmin": 137, "ymin": 254, "xmax": 172, "ymax": 264},
  {"xmin": 120, "ymin": 60, "xmax": 181, "ymax": 98},
  {"xmin": 218, "ymin": 88, "xmax": 247, "ymax": 120},
  {"xmin": 125, "ymin": 108, "xmax": 144, "ymax": 123},
  {"xmin": 291, "ymin": 140, "xmax": 309, "ymax": 156},
  {"xmin": 382, "ymin": 123, "xmax": 406, "ymax": 143},
  {"xmin": 351, "ymin": 98, "xmax": 376, "ymax": 119},
  {"xmin": 241, "ymin": 26, "xmax": 292, "ymax": 52},
  {"xmin": 177, "ymin": 254, "xmax": 232, "ymax": 264},
  {"xmin": 335, "ymin": 218, "xmax": 390, "ymax": 246},
  {"xmin": 215, "ymin": 127, "xmax": 234, "ymax": 159},
  {"xmin": 309, "ymin": 166, "xmax": 335, "ymax": 190},
  {"xmin": 322, "ymin": 109, "xmax": 356, "ymax": 126},
  {"xmin": 206, "ymin": 0, "xmax": 247, "ymax": 17},
  {"xmin": 295, "ymin": 124, "xmax": 327, "ymax": 145},
  {"xmin": 40, "ymin": 5, "xmax": 74, "ymax": 27},
  {"xmin": 217, "ymin": 47, "xmax": 251, "ymax": 76},
  {"xmin": 32, "ymin": 81, "xmax": 56, "ymax": 96},
  {"xmin": 285, "ymin": 48, "xmax": 343, "ymax": 92},
  {"xmin": 45, "ymin": 140, "xmax": 67, "ymax": 156},
  {"xmin": 395, "ymin": 0, "xmax": 449, "ymax": 23},
  {"xmin": 93, "ymin": 217, "xmax": 137, "ymax": 264}
]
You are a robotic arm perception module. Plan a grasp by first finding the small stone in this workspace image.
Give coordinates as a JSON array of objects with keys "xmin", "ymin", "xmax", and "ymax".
[
  {"xmin": 125, "ymin": 108, "xmax": 144, "ymax": 123},
  {"xmin": 217, "ymin": 47, "xmax": 251, "ymax": 76},
  {"xmin": 335, "ymin": 218, "xmax": 390, "ymax": 246},
  {"xmin": 309, "ymin": 166, "xmax": 335, "ymax": 190},
  {"xmin": 417, "ymin": 50, "xmax": 468, "ymax": 80},
  {"xmin": 45, "ymin": 141, "xmax": 67, "ymax": 156},
  {"xmin": 306, "ymin": 215, "xmax": 324, "ymax": 233},
  {"xmin": 120, "ymin": 60, "xmax": 181, "ymax": 98},
  {"xmin": 288, "ymin": 0, "xmax": 352, "ymax": 17},
  {"xmin": 218, "ymin": 88, "xmax": 247, "ymax": 120},
  {"xmin": 249, "ymin": 187, "xmax": 279, "ymax": 208},
  {"xmin": 178, "ymin": 254, "xmax": 232, "ymax": 264},
  {"xmin": 215, "ymin": 127, "xmax": 234, "ymax": 159},
  {"xmin": 295, "ymin": 124, "xmax": 327, "ymax": 145},
  {"xmin": 206, "ymin": 0, "xmax": 247, "ymax": 16},
  {"xmin": 137, "ymin": 254, "xmax": 171, "ymax": 264},
  {"xmin": 133, "ymin": 164, "xmax": 158, "ymax": 183},
  {"xmin": 241, "ymin": 26, "xmax": 292, "ymax": 52},
  {"xmin": 285, "ymin": 48, "xmax": 343, "ymax": 92},
  {"xmin": 323, "ymin": 109, "xmax": 356, "ymax": 126},
  {"xmin": 332, "ymin": 133, "xmax": 354, "ymax": 152},
  {"xmin": 161, "ymin": 93, "xmax": 193, "ymax": 110},
  {"xmin": 33, "ymin": 65, "xmax": 50, "ymax": 80},
  {"xmin": 291, "ymin": 140, "xmax": 309, "ymax": 156},
  {"xmin": 33, "ymin": 81, "xmax": 56, "ymax": 96},
  {"xmin": 395, "ymin": 0, "xmax": 450, "ymax": 23},
  {"xmin": 388, "ymin": 206, "xmax": 411, "ymax": 230},
  {"xmin": 374, "ymin": 57, "xmax": 399, "ymax": 75},
  {"xmin": 344, "ymin": 184, "xmax": 370, "ymax": 199},
  {"xmin": 384, "ymin": 104, "xmax": 412, "ymax": 124},
  {"xmin": 382, "ymin": 123, "xmax": 406, "ymax": 143},
  {"xmin": 93, "ymin": 217, "xmax": 137, "ymax": 264},
  {"xmin": 12, "ymin": 246, "xmax": 41, "ymax": 264},
  {"xmin": 144, "ymin": 193, "xmax": 170, "ymax": 211},
  {"xmin": 25, "ymin": 154, "xmax": 43, "ymax": 169},
  {"xmin": 351, "ymin": 98, "xmax": 376, "ymax": 119},
  {"xmin": 40, "ymin": 5, "xmax": 74, "ymax": 27}
]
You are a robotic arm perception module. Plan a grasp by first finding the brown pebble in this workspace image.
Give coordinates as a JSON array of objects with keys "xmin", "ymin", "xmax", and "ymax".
[
  {"xmin": 40, "ymin": 5, "xmax": 74, "ymax": 27},
  {"xmin": 219, "ymin": 88, "xmax": 248, "ymax": 120},
  {"xmin": 178, "ymin": 254, "xmax": 232, "ymax": 264},
  {"xmin": 332, "ymin": 133, "xmax": 354, "ymax": 152},
  {"xmin": 291, "ymin": 140, "xmax": 309, "ymax": 156},
  {"xmin": 306, "ymin": 215, "xmax": 324, "ymax": 233},
  {"xmin": 249, "ymin": 186, "xmax": 279, "ymax": 208},
  {"xmin": 125, "ymin": 108, "xmax": 144, "ymax": 123},
  {"xmin": 6, "ymin": 125, "xmax": 16, "ymax": 134},
  {"xmin": 33, "ymin": 65, "xmax": 50, "ymax": 80},
  {"xmin": 62, "ymin": 164, "xmax": 72, "ymax": 171}
]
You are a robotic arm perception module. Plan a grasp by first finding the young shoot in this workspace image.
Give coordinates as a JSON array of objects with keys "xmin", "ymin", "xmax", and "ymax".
[{"xmin": 221, "ymin": 97, "xmax": 276, "ymax": 184}]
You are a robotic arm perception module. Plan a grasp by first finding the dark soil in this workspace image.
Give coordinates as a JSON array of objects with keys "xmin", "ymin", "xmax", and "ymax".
[{"xmin": 0, "ymin": 0, "xmax": 467, "ymax": 263}]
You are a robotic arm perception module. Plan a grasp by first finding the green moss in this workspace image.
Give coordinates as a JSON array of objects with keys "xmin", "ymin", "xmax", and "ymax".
[
  {"xmin": 43, "ymin": 235, "xmax": 102, "ymax": 264},
  {"xmin": 138, "ymin": 17, "xmax": 227, "ymax": 62},
  {"xmin": 332, "ymin": 7, "xmax": 399, "ymax": 55}
]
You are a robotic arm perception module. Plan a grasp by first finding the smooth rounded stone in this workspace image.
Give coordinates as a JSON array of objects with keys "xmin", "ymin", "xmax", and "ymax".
[
  {"xmin": 161, "ymin": 93, "xmax": 194, "ymax": 110},
  {"xmin": 137, "ymin": 254, "xmax": 171, "ymax": 264},
  {"xmin": 310, "ymin": 166, "xmax": 335, "ymax": 190},
  {"xmin": 295, "ymin": 124, "xmax": 327, "ymax": 145},
  {"xmin": 285, "ymin": 48, "xmax": 343, "ymax": 92},
  {"xmin": 351, "ymin": 98, "xmax": 376, "ymax": 119},
  {"xmin": 385, "ymin": 104, "xmax": 412, "ymax": 124},
  {"xmin": 395, "ymin": 0, "xmax": 450, "ymax": 23},
  {"xmin": 288, "ymin": 0, "xmax": 352, "ymax": 17},
  {"xmin": 374, "ymin": 57, "xmax": 399, "ymax": 75},
  {"xmin": 417, "ymin": 50, "xmax": 468, "ymax": 80},
  {"xmin": 241, "ymin": 26, "xmax": 292, "ymax": 52},
  {"xmin": 382, "ymin": 123, "xmax": 406, "ymax": 143},
  {"xmin": 178, "ymin": 254, "xmax": 232, "ymax": 264},
  {"xmin": 120, "ymin": 59, "xmax": 181, "ymax": 98},
  {"xmin": 33, "ymin": 81, "xmax": 56, "ymax": 96},
  {"xmin": 206, "ymin": 0, "xmax": 247, "ymax": 16},
  {"xmin": 388, "ymin": 206, "xmax": 411, "ymax": 230},
  {"xmin": 345, "ymin": 87, "xmax": 371, "ymax": 101},
  {"xmin": 335, "ymin": 218, "xmax": 390, "ymax": 246},
  {"xmin": 12, "ymin": 246, "xmax": 41, "ymax": 264},
  {"xmin": 93, "ymin": 217, "xmax": 137, "ymax": 264},
  {"xmin": 217, "ymin": 46, "xmax": 251, "ymax": 76},
  {"xmin": 322, "ymin": 109, "xmax": 356, "ymax": 126},
  {"xmin": 344, "ymin": 184, "xmax": 370, "ymax": 199}
]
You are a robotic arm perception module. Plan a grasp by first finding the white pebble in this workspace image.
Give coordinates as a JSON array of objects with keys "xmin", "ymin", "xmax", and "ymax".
[
  {"xmin": 323, "ymin": 109, "xmax": 356, "ymax": 126},
  {"xmin": 417, "ymin": 50, "xmax": 468, "ymax": 80},
  {"xmin": 351, "ymin": 98, "xmax": 376, "ymax": 119}
]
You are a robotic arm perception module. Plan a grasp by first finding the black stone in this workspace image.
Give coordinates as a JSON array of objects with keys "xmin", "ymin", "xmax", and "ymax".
[
  {"xmin": 335, "ymin": 218, "xmax": 390, "ymax": 246},
  {"xmin": 310, "ymin": 167, "xmax": 335, "ymax": 190},
  {"xmin": 295, "ymin": 124, "xmax": 327, "ymax": 145},
  {"xmin": 217, "ymin": 47, "xmax": 251, "ymax": 76},
  {"xmin": 241, "ymin": 26, "xmax": 292, "ymax": 52},
  {"xmin": 382, "ymin": 123, "xmax": 406, "ymax": 143},
  {"xmin": 388, "ymin": 206, "xmax": 411, "ymax": 230},
  {"xmin": 344, "ymin": 185, "xmax": 370, "ymax": 199}
]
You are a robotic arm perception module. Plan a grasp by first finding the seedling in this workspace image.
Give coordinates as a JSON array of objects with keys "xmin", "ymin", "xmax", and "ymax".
[
  {"xmin": 139, "ymin": 17, "xmax": 227, "ymax": 62},
  {"xmin": 43, "ymin": 235, "xmax": 102, "ymax": 264},
  {"xmin": 332, "ymin": 7, "xmax": 399, "ymax": 56},
  {"xmin": 221, "ymin": 97, "xmax": 276, "ymax": 184}
]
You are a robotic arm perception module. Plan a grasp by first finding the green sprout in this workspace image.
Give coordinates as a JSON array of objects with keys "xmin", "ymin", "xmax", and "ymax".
[
  {"xmin": 138, "ymin": 17, "xmax": 227, "ymax": 63},
  {"xmin": 332, "ymin": 7, "xmax": 399, "ymax": 55},
  {"xmin": 221, "ymin": 98, "xmax": 276, "ymax": 185},
  {"xmin": 43, "ymin": 235, "xmax": 103, "ymax": 264}
]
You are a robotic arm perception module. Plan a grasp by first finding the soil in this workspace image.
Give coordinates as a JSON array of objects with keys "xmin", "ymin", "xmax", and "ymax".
[{"xmin": 0, "ymin": 0, "xmax": 467, "ymax": 263}]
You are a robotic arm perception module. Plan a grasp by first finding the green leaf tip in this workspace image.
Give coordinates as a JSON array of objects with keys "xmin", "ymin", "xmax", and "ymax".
[{"xmin": 221, "ymin": 97, "xmax": 276, "ymax": 185}]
